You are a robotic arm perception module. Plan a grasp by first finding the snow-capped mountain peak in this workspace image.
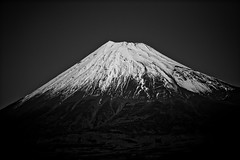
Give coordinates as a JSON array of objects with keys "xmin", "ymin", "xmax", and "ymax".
[{"xmin": 21, "ymin": 41, "xmax": 233, "ymax": 103}]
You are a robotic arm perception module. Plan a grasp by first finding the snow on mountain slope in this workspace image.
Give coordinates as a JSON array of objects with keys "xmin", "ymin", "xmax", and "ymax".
[{"xmin": 21, "ymin": 41, "xmax": 233, "ymax": 103}]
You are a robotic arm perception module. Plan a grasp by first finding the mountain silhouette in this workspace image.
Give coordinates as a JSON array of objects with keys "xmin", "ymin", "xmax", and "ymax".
[{"xmin": 1, "ymin": 41, "xmax": 240, "ymax": 160}]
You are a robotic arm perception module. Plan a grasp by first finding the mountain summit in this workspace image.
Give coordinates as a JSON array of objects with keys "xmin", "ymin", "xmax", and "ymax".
[
  {"xmin": 21, "ymin": 41, "xmax": 233, "ymax": 104},
  {"xmin": 1, "ymin": 41, "xmax": 240, "ymax": 160}
]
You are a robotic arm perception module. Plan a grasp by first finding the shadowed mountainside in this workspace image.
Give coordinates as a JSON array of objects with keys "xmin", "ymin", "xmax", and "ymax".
[{"xmin": 0, "ymin": 87, "xmax": 240, "ymax": 160}]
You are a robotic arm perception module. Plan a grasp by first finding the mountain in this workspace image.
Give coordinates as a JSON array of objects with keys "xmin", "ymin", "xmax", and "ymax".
[{"xmin": 1, "ymin": 41, "xmax": 240, "ymax": 160}]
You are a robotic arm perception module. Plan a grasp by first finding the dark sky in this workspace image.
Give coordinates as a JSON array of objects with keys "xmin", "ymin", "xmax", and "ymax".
[{"xmin": 1, "ymin": 1, "xmax": 239, "ymax": 109}]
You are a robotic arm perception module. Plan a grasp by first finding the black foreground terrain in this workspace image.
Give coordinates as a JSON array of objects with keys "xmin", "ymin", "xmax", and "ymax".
[{"xmin": 1, "ymin": 88, "xmax": 240, "ymax": 160}]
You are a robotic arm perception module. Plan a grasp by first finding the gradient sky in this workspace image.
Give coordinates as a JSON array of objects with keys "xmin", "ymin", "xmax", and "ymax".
[{"xmin": 1, "ymin": 1, "xmax": 239, "ymax": 109}]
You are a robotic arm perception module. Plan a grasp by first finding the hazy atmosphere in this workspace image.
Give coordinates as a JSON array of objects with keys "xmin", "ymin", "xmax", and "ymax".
[{"xmin": 1, "ymin": 1, "xmax": 239, "ymax": 109}]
